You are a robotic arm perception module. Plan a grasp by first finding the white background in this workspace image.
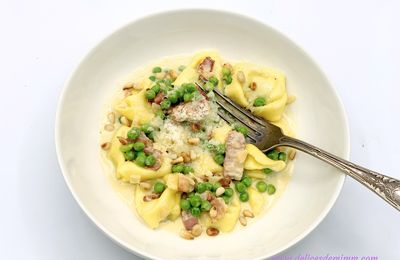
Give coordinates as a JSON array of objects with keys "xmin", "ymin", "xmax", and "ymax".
[{"xmin": 1, "ymin": 0, "xmax": 399, "ymax": 259}]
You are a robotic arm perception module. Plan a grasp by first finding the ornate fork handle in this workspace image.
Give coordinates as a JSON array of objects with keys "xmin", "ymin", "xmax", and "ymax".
[{"xmin": 278, "ymin": 136, "xmax": 400, "ymax": 211}]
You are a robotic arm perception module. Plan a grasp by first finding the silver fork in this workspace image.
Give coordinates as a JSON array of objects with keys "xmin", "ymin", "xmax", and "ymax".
[{"xmin": 197, "ymin": 83, "xmax": 400, "ymax": 211}]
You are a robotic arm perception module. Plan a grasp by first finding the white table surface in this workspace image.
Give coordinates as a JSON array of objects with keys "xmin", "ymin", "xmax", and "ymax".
[{"xmin": 1, "ymin": 0, "xmax": 399, "ymax": 259}]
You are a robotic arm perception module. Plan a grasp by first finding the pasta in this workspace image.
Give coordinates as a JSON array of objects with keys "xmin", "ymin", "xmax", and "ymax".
[{"xmin": 101, "ymin": 50, "xmax": 295, "ymax": 239}]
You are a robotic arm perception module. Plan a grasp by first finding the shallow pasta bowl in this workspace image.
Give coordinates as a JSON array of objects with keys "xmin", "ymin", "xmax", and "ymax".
[{"xmin": 55, "ymin": 9, "xmax": 349, "ymax": 260}]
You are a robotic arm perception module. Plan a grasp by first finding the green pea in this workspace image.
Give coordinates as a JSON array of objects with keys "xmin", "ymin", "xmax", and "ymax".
[
  {"xmin": 234, "ymin": 124, "xmax": 248, "ymax": 136},
  {"xmin": 178, "ymin": 65, "xmax": 186, "ymax": 72},
  {"xmin": 222, "ymin": 195, "xmax": 231, "ymax": 204},
  {"xmin": 189, "ymin": 195, "xmax": 202, "ymax": 208},
  {"xmin": 191, "ymin": 207, "xmax": 201, "ymax": 217},
  {"xmin": 183, "ymin": 93, "xmax": 194, "ymax": 102},
  {"xmin": 145, "ymin": 89, "xmax": 156, "ymax": 100},
  {"xmin": 201, "ymin": 200, "xmax": 212, "ymax": 212},
  {"xmin": 175, "ymin": 88, "xmax": 184, "ymax": 99},
  {"xmin": 224, "ymin": 187, "xmax": 234, "ymax": 197},
  {"xmin": 135, "ymin": 153, "xmax": 146, "ymax": 167},
  {"xmin": 278, "ymin": 152, "xmax": 287, "ymax": 161},
  {"xmin": 123, "ymin": 150, "xmax": 136, "ymax": 161},
  {"xmin": 222, "ymin": 67, "xmax": 231, "ymax": 76},
  {"xmin": 212, "ymin": 182, "xmax": 221, "ymax": 192},
  {"xmin": 213, "ymin": 154, "xmax": 225, "ymax": 165},
  {"xmin": 205, "ymin": 182, "xmax": 213, "ymax": 191},
  {"xmin": 152, "ymin": 66, "xmax": 162, "ymax": 73},
  {"xmin": 153, "ymin": 182, "xmax": 165, "ymax": 193},
  {"xmin": 127, "ymin": 127, "xmax": 141, "ymax": 140},
  {"xmin": 209, "ymin": 76, "xmax": 219, "ymax": 86},
  {"xmin": 183, "ymin": 83, "xmax": 197, "ymax": 93},
  {"xmin": 187, "ymin": 192, "xmax": 195, "ymax": 198},
  {"xmin": 224, "ymin": 74, "xmax": 232, "ymax": 84},
  {"xmin": 119, "ymin": 143, "xmax": 134, "ymax": 152},
  {"xmin": 256, "ymin": 181, "xmax": 268, "ymax": 192},
  {"xmin": 183, "ymin": 165, "xmax": 194, "ymax": 174},
  {"xmin": 266, "ymin": 150, "xmax": 279, "ymax": 160},
  {"xmin": 204, "ymin": 81, "xmax": 214, "ymax": 92},
  {"xmin": 147, "ymin": 131, "xmax": 155, "ymax": 141},
  {"xmin": 196, "ymin": 183, "xmax": 207, "ymax": 194},
  {"xmin": 164, "ymin": 78, "xmax": 173, "ymax": 87},
  {"xmin": 206, "ymin": 143, "xmax": 215, "ymax": 151},
  {"xmin": 241, "ymin": 176, "xmax": 252, "ymax": 187},
  {"xmin": 160, "ymin": 100, "xmax": 171, "ymax": 110},
  {"xmin": 133, "ymin": 142, "xmax": 145, "ymax": 151},
  {"xmin": 140, "ymin": 124, "xmax": 153, "ymax": 134},
  {"xmin": 149, "ymin": 75, "xmax": 156, "ymax": 81},
  {"xmin": 167, "ymin": 92, "xmax": 179, "ymax": 104},
  {"xmin": 180, "ymin": 199, "xmax": 191, "ymax": 210},
  {"xmin": 151, "ymin": 84, "xmax": 161, "ymax": 94},
  {"xmin": 172, "ymin": 164, "xmax": 184, "ymax": 173},
  {"xmin": 214, "ymin": 144, "xmax": 225, "ymax": 155},
  {"xmin": 263, "ymin": 168, "xmax": 273, "ymax": 174},
  {"xmin": 239, "ymin": 191, "xmax": 249, "ymax": 202},
  {"xmin": 267, "ymin": 184, "xmax": 276, "ymax": 195},
  {"xmin": 253, "ymin": 97, "xmax": 266, "ymax": 107},
  {"xmin": 235, "ymin": 182, "xmax": 247, "ymax": 193},
  {"xmin": 145, "ymin": 155, "xmax": 156, "ymax": 166},
  {"xmin": 155, "ymin": 110, "xmax": 165, "ymax": 119}
]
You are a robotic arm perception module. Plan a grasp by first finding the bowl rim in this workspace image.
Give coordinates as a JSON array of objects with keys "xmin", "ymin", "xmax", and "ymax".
[{"xmin": 55, "ymin": 8, "xmax": 350, "ymax": 259}]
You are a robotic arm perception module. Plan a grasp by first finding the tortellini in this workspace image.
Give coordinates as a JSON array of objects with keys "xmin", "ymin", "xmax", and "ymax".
[
  {"xmin": 174, "ymin": 50, "xmax": 223, "ymax": 89},
  {"xmin": 108, "ymin": 126, "xmax": 172, "ymax": 182},
  {"xmin": 135, "ymin": 185, "xmax": 181, "ymax": 228},
  {"xmin": 244, "ymin": 144, "xmax": 286, "ymax": 172},
  {"xmin": 224, "ymin": 62, "xmax": 287, "ymax": 122},
  {"xmin": 115, "ymin": 87, "xmax": 154, "ymax": 125}
]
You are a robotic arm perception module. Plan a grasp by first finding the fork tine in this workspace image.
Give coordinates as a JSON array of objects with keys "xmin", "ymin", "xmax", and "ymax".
[
  {"xmin": 215, "ymin": 98, "xmax": 263, "ymax": 135},
  {"xmin": 216, "ymin": 109, "xmax": 258, "ymax": 143},
  {"xmin": 211, "ymin": 86, "xmax": 267, "ymax": 127},
  {"xmin": 195, "ymin": 82, "xmax": 266, "ymax": 134}
]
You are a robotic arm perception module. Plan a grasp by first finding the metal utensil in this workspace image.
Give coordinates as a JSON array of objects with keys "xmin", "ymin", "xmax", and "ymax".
[{"xmin": 197, "ymin": 83, "xmax": 400, "ymax": 211}]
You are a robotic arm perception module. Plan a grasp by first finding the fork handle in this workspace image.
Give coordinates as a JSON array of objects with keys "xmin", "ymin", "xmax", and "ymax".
[{"xmin": 279, "ymin": 136, "xmax": 400, "ymax": 211}]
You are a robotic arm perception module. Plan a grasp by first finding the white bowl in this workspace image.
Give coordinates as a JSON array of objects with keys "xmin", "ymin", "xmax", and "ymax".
[{"xmin": 56, "ymin": 9, "xmax": 349, "ymax": 260}]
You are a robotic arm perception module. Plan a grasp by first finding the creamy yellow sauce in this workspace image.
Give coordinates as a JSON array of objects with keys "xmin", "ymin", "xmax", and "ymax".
[{"xmin": 99, "ymin": 52, "xmax": 296, "ymax": 236}]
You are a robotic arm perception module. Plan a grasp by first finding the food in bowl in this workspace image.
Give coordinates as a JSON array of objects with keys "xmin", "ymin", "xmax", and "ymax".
[{"xmin": 100, "ymin": 50, "xmax": 296, "ymax": 239}]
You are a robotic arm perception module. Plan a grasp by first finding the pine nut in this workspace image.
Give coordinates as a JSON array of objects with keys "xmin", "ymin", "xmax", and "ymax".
[
  {"xmin": 215, "ymin": 187, "xmax": 225, "ymax": 197},
  {"xmin": 191, "ymin": 224, "xmax": 202, "ymax": 237},
  {"xmin": 143, "ymin": 193, "xmax": 160, "ymax": 202},
  {"xmin": 289, "ymin": 149, "xmax": 297, "ymax": 160},
  {"xmin": 187, "ymin": 137, "xmax": 200, "ymax": 145},
  {"xmin": 171, "ymin": 156, "xmax": 184, "ymax": 164},
  {"xmin": 180, "ymin": 229, "xmax": 194, "ymax": 240},
  {"xmin": 189, "ymin": 150, "xmax": 197, "ymax": 160},
  {"xmin": 239, "ymin": 216, "xmax": 247, "ymax": 226},
  {"xmin": 243, "ymin": 209, "xmax": 254, "ymax": 218},
  {"xmin": 120, "ymin": 116, "xmax": 131, "ymax": 127},
  {"xmin": 236, "ymin": 71, "xmax": 246, "ymax": 83},
  {"xmin": 168, "ymin": 70, "xmax": 178, "ymax": 80},
  {"xmin": 206, "ymin": 227, "xmax": 219, "ymax": 236},
  {"xmin": 101, "ymin": 142, "xmax": 111, "ymax": 150},
  {"xmin": 139, "ymin": 182, "xmax": 151, "ymax": 190},
  {"xmin": 104, "ymin": 124, "xmax": 114, "ymax": 131},
  {"xmin": 249, "ymin": 82, "xmax": 257, "ymax": 90},
  {"xmin": 117, "ymin": 136, "xmax": 129, "ymax": 145},
  {"xmin": 180, "ymin": 152, "xmax": 191, "ymax": 163},
  {"xmin": 209, "ymin": 207, "xmax": 217, "ymax": 218},
  {"xmin": 107, "ymin": 112, "xmax": 115, "ymax": 123},
  {"xmin": 123, "ymin": 82, "xmax": 134, "ymax": 90}
]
